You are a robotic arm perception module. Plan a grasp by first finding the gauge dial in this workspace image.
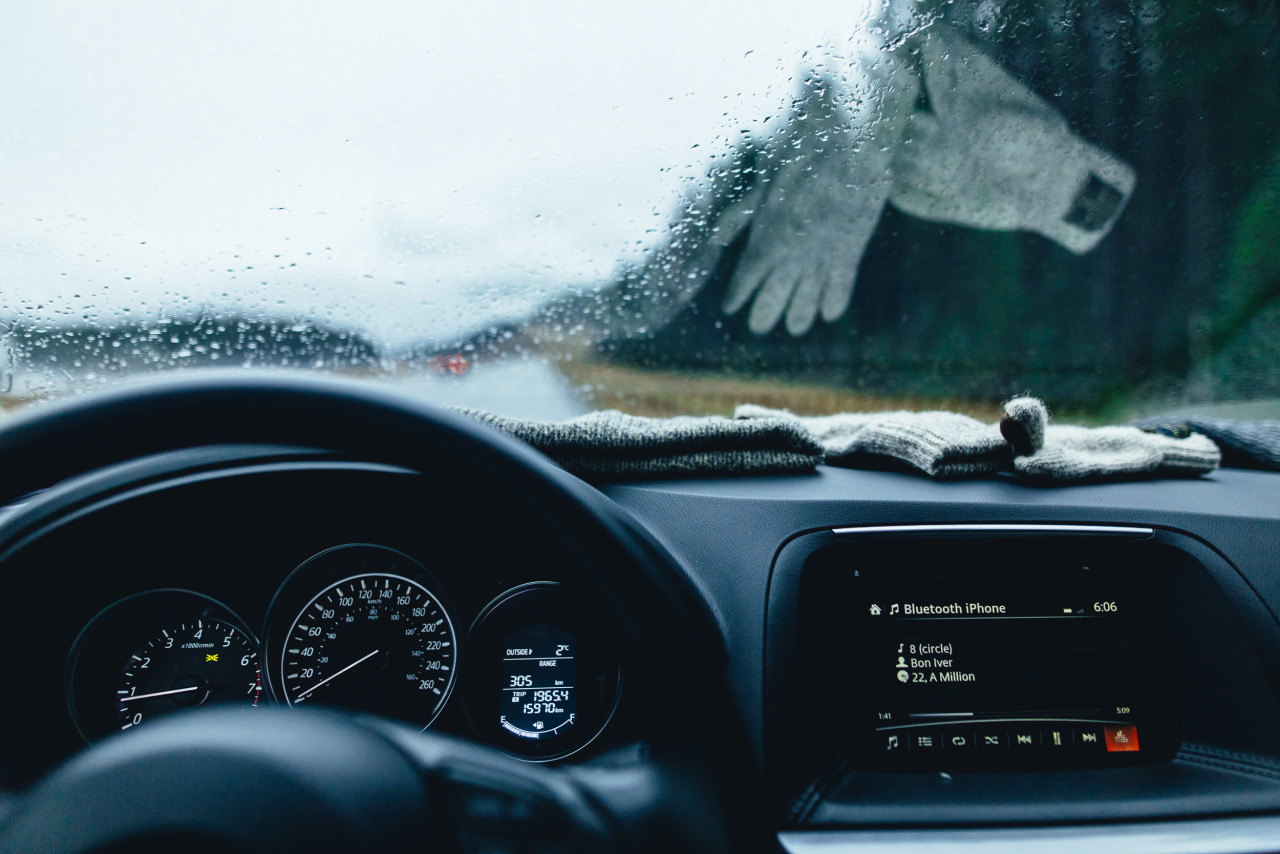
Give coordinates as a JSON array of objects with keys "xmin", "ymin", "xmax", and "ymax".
[
  {"xmin": 68, "ymin": 590, "xmax": 261, "ymax": 742},
  {"xmin": 115, "ymin": 618, "xmax": 261, "ymax": 731},
  {"xmin": 281, "ymin": 572, "xmax": 457, "ymax": 726},
  {"xmin": 463, "ymin": 582, "xmax": 621, "ymax": 761}
]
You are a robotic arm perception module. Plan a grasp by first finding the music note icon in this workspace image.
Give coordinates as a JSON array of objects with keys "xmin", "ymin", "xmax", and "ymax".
[
  {"xmin": 889, "ymin": 603, "xmax": 900, "ymax": 615},
  {"xmin": 886, "ymin": 734, "xmax": 899, "ymax": 750}
]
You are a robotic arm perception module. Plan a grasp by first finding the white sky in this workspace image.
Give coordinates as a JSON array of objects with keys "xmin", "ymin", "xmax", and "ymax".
[{"xmin": 0, "ymin": 1, "xmax": 879, "ymax": 348}]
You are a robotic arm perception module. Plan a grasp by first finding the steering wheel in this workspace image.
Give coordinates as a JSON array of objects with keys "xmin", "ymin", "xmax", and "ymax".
[{"xmin": 0, "ymin": 373, "xmax": 760, "ymax": 854}]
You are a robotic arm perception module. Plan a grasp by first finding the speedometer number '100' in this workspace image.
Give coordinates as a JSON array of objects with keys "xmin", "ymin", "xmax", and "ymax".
[{"xmin": 281, "ymin": 572, "xmax": 456, "ymax": 727}]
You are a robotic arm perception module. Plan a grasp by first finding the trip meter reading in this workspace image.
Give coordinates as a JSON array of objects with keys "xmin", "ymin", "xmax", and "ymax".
[{"xmin": 500, "ymin": 624, "xmax": 577, "ymax": 740}]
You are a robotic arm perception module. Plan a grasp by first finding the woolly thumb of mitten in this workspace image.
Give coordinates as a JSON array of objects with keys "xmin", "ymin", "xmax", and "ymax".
[{"xmin": 999, "ymin": 396, "xmax": 1049, "ymax": 456}]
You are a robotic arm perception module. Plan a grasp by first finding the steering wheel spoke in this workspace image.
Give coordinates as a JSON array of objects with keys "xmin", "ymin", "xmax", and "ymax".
[{"xmin": 365, "ymin": 716, "xmax": 618, "ymax": 854}]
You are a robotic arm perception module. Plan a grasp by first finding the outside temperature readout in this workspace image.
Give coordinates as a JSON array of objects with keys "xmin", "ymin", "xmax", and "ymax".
[{"xmin": 500, "ymin": 623, "xmax": 577, "ymax": 741}]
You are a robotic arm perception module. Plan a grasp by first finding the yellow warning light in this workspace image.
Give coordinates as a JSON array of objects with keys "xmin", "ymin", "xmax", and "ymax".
[{"xmin": 206, "ymin": 654, "xmax": 219, "ymax": 662}]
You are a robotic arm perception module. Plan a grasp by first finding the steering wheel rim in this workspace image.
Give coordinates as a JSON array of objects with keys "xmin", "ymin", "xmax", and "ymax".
[{"xmin": 0, "ymin": 372, "xmax": 762, "ymax": 853}]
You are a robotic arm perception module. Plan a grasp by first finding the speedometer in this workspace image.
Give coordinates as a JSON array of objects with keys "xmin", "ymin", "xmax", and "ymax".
[
  {"xmin": 265, "ymin": 545, "xmax": 459, "ymax": 729},
  {"xmin": 282, "ymin": 573, "xmax": 455, "ymax": 720}
]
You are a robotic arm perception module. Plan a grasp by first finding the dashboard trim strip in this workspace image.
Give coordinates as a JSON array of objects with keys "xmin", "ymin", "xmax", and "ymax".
[
  {"xmin": 831, "ymin": 523, "xmax": 1155, "ymax": 538},
  {"xmin": 779, "ymin": 816, "xmax": 1280, "ymax": 854}
]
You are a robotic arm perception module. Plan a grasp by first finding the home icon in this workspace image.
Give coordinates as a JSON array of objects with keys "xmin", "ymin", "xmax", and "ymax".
[{"xmin": 869, "ymin": 604, "xmax": 882, "ymax": 616}]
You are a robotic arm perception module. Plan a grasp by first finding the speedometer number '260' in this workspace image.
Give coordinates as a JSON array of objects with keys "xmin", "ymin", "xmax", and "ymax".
[{"xmin": 282, "ymin": 572, "xmax": 456, "ymax": 727}]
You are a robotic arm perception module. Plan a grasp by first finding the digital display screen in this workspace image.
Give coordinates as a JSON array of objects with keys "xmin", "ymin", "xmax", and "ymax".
[
  {"xmin": 864, "ymin": 579, "xmax": 1142, "ymax": 764},
  {"xmin": 798, "ymin": 540, "xmax": 1179, "ymax": 772},
  {"xmin": 499, "ymin": 623, "xmax": 577, "ymax": 741}
]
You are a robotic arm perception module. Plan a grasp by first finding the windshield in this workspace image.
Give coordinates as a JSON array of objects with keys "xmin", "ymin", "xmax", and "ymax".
[{"xmin": 2, "ymin": 1, "xmax": 1277, "ymax": 422}]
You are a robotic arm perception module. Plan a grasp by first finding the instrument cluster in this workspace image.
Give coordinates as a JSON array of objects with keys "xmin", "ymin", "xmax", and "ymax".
[{"xmin": 66, "ymin": 543, "xmax": 622, "ymax": 762}]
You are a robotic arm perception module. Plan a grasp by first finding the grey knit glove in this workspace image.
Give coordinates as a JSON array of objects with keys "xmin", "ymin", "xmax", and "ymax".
[
  {"xmin": 1131, "ymin": 416, "xmax": 1280, "ymax": 472},
  {"xmin": 890, "ymin": 27, "xmax": 1136, "ymax": 254},
  {"xmin": 452, "ymin": 408, "xmax": 823, "ymax": 479},
  {"xmin": 719, "ymin": 47, "xmax": 920, "ymax": 337},
  {"xmin": 740, "ymin": 396, "xmax": 1220, "ymax": 482},
  {"xmin": 1000, "ymin": 397, "xmax": 1220, "ymax": 480},
  {"xmin": 720, "ymin": 23, "xmax": 1134, "ymax": 339},
  {"xmin": 735, "ymin": 403, "xmax": 1010, "ymax": 477}
]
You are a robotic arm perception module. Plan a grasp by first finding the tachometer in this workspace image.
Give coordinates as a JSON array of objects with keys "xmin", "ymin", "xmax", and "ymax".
[
  {"xmin": 66, "ymin": 590, "xmax": 261, "ymax": 742},
  {"xmin": 117, "ymin": 618, "xmax": 261, "ymax": 731},
  {"xmin": 265, "ymin": 545, "xmax": 458, "ymax": 729}
]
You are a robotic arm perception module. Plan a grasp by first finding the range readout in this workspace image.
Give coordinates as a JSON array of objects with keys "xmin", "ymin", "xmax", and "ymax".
[{"xmin": 499, "ymin": 623, "xmax": 577, "ymax": 740}]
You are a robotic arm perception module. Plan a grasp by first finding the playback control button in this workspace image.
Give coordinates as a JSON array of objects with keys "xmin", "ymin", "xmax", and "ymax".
[
  {"xmin": 975, "ymin": 727, "xmax": 1005, "ymax": 750},
  {"xmin": 1042, "ymin": 727, "xmax": 1071, "ymax": 750},
  {"xmin": 906, "ymin": 730, "xmax": 941, "ymax": 752},
  {"xmin": 1009, "ymin": 728, "xmax": 1040, "ymax": 750},
  {"xmin": 1075, "ymin": 724, "xmax": 1106, "ymax": 752}
]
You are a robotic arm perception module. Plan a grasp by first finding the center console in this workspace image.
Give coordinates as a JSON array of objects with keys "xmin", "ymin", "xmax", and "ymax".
[{"xmin": 764, "ymin": 523, "xmax": 1280, "ymax": 827}]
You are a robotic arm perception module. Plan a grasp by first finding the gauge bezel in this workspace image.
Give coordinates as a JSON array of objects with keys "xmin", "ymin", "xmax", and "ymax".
[
  {"xmin": 261, "ymin": 543, "xmax": 460, "ymax": 730},
  {"xmin": 462, "ymin": 581, "xmax": 622, "ymax": 761},
  {"xmin": 65, "ymin": 589, "xmax": 261, "ymax": 743}
]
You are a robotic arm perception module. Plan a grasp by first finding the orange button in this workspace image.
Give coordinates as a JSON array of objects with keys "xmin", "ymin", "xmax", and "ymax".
[{"xmin": 1104, "ymin": 725, "xmax": 1140, "ymax": 752}]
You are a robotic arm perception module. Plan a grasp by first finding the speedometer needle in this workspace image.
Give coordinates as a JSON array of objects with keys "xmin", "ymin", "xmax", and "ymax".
[
  {"xmin": 119, "ymin": 685, "xmax": 201, "ymax": 704},
  {"xmin": 295, "ymin": 649, "xmax": 379, "ymax": 700}
]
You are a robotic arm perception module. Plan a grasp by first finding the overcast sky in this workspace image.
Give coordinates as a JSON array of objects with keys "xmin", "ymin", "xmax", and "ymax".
[{"xmin": 0, "ymin": 1, "xmax": 879, "ymax": 348}]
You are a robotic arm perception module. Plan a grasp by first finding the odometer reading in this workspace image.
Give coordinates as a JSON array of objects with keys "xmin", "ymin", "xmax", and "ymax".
[
  {"xmin": 500, "ymin": 623, "xmax": 577, "ymax": 740},
  {"xmin": 282, "ymin": 572, "xmax": 456, "ymax": 727}
]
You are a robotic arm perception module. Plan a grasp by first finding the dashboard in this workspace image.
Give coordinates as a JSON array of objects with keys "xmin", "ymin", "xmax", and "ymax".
[
  {"xmin": 0, "ymin": 449, "xmax": 640, "ymax": 786},
  {"xmin": 2, "ymin": 386, "xmax": 1280, "ymax": 853}
]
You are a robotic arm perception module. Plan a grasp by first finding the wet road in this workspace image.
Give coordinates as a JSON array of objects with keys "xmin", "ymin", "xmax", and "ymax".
[{"xmin": 389, "ymin": 358, "xmax": 590, "ymax": 421}]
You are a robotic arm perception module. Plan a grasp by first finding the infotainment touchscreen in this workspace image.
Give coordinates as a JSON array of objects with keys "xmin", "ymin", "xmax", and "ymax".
[{"xmin": 799, "ymin": 538, "xmax": 1179, "ymax": 772}]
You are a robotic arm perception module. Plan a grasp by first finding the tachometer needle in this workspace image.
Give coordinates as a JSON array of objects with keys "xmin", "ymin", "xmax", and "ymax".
[
  {"xmin": 119, "ymin": 685, "xmax": 202, "ymax": 704},
  {"xmin": 295, "ymin": 649, "xmax": 379, "ymax": 701}
]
